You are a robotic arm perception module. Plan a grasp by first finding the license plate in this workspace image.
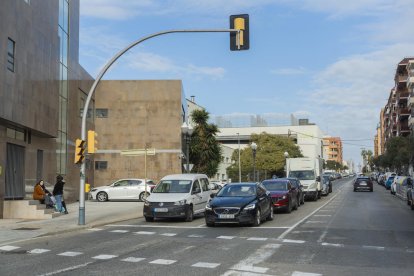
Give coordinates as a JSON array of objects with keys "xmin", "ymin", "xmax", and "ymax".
[
  {"xmin": 154, "ymin": 208, "xmax": 168, "ymax": 212},
  {"xmin": 219, "ymin": 214, "xmax": 235, "ymax": 219},
  {"xmin": 360, "ymin": 182, "xmax": 367, "ymax": 186}
]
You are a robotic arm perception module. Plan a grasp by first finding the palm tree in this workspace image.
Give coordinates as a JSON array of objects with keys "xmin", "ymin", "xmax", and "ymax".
[{"xmin": 190, "ymin": 109, "xmax": 222, "ymax": 177}]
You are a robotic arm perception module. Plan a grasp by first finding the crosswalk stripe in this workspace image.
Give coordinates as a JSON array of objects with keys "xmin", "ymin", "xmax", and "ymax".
[
  {"xmin": 110, "ymin": 230, "xmax": 129, "ymax": 233},
  {"xmin": 217, "ymin": 236, "xmax": 235, "ymax": 239},
  {"xmin": 134, "ymin": 231, "xmax": 156, "ymax": 235},
  {"xmin": 192, "ymin": 262, "xmax": 220, "ymax": 268},
  {"xmin": 292, "ymin": 271, "xmax": 323, "ymax": 276},
  {"xmin": 247, "ymin": 237, "xmax": 268, "ymax": 241},
  {"xmin": 0, "ymin": 245, "xmax": 20, "ymax": 251},
  {"xmin": 150, "ymin": 259, "xmax": 177, "ymax": 265},
  {"xmin": 28, "ymin": 249, "xmax": 51, "ymax": 254},
  {"xmin": 121, "ymin": 257, "xmax": 146, "ymax": 263},
  {"xmin": 57, "ymin": 251, "xmax": 83, "ymax": 257},
  {"xmin": 92, "ymin": 254, "xmax": 118, "ymax": 260},
  {"xmin": 160, "ymin": 233, "xmax": 177, "ymax": 236}
]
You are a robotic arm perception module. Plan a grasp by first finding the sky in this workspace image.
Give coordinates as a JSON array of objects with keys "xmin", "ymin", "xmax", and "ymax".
[{"xmin": 79, "ymin": 0, "xmax": 414, "ymax": 167}]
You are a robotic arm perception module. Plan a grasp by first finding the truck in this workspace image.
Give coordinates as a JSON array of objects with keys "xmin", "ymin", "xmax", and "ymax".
[{"xmin": 286, "ymin": 157, "xmax": 324, "ymax": 201}]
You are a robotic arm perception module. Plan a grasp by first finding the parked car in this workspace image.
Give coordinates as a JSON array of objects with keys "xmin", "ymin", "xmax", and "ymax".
[
  {"xmin": 385, "ymin": 175, "xmax": 395, "ymax": 190},
  {"xmin": 323, "ymin": 172, "xmax": 335, "ymax": 181},
  {"xmin": 407, "ymin": 178, "xmax": 414, "ymax": 210},
  {"xmin": 287, "ymin": 177, "xmax": 305, "ymax": 205},
  {"xmin": 90, "ymin": 179, "xmax": 156, "ymax": 202},
  {"xmin": 261, "ymin": 178, "xmax": 299, "ymax": 213},
  {"xmin": 143, "ymin": 174, "xmax": 212, "ymax": 222},
  {"xmin": 321, "ymin": 175, "xmax": 332, "ymax": 196},
  {"xmin": 391, "ymin": 176, "xmax": 411, "ymax": 199},
  {"xmin": 353, "ymin": 176, "xmax": 373, "ymax": 192},
  {"xmin": 205, "ymin": 182, "xmax": 273, "ymax": 227}
]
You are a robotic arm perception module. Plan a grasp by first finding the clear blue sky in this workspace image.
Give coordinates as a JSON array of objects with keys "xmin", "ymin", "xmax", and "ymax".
[{"xmin": 79, "ymin": 0, "xmax": 414, "ymax": 166}]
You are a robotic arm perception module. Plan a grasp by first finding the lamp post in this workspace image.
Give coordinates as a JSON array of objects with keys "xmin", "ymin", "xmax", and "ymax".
[
  {"xmin": 237, "ymin": 133, "xmax": 241, "ymax": 182},
  {"xmin": 251, "ymin": 142, "xmax": 257, "ymax": 182},
  {"xmin": 181, "ymin": 122, "xmax": 194, "ymax": 173},
  {"xmin": 284, "ymin": 151, "xmax": 289, "ymax": 177}
]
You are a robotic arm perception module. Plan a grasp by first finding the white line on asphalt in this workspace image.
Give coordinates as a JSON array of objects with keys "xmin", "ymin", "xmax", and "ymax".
[
  {"xmin": 313, "ymin": 215, "xmax": 332, "ymax": 217},
  {"xmin": 221, "ymin": 270, "xmax": 274, "ymax": 276},
  {"xmin": 217, "ymin": 236, "xmax": 236, "ymax": 239},
  {"xmin": 317, "ymin": 230, "xmax": 328, "ymax": 243},
  {"xmin": 28, "ymin": 249, "xmax": 51, "ymax": 254},
  {"xmin": 249, "ymin": 226, "xmax": 290, "ymax": 229},
  {"xmin": 160, "ymin": 233, "xmax": 177, "ymax": 237},
  {"xmin": 0, "ymin": 245, "xmax": 20, "ymax": 251},
  {"xmin": 92, "ymin": 254, "xmax": 118, "ymax": 260},
  {"xmin": 362, "ymin": 245, "xmax": 385, "ymax": 251},
  {"xmin": 292, "ymin": 231, "xmax": 315, "ymax": 234},
  {"xmin": 231, "ymin": 265, "xmax": 269, "ymax": 274},
  {"xmin": 133, "ymin": 231, "xmax": 156, "ymax": 235},
  {"xmin": 282, "ymin": 239, "xmax": 306, "ymax": 244},
  {"xmin": 57, "ymin": 251, "xmax": 83, "ymax": 257},
  {"xmin": 150, "ymin": 259, "xmax": 177, "ymax": 265},
  {"xmin": 292, "ymin": 271, "xmax": 323, "ymax": 276},
  {"xmin": 106, "ymin": 224, "xmax": 206, "ymax": 229},
  {"xmin": 38, "ymin": 262, "xmax": 93, "ymax": 276},
  {"xmin": 121, "ymin": 257, "xmax": 146, "ymax": 263},
  {"xmin": 192, "ymin": 262, "xmax": 221, "ymax": 268},
  {"xmin": 87, "ymin": 228, "xmax": 103, "ymax": 231},
  {"xmin": 247, "ymin": 237, "xmax": 268, "ymax": 241},
  {"xmin": 277, "ymin": 190, "xmax": 341, "ymax": 241},
  {"xmin": 305, "ymin": 221, "xmax": 326, "ymax": 223},
  {"xmin": 321, "ymin": 242, "xmax": 344, "ymax": 248},
  {"xmin": 407, "ymin": 249, "xmax": 414, "ymax": 253},
  {"xmin": 109, "ymin": 230, "xmax": 129, "ymax": 233},
  {"xmin": 188, "ymin": 234, "xmax": 205, "ymax": 238}
]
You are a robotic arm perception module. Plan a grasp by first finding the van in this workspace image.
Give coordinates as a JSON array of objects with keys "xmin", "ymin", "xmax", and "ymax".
[{"xmin": 143, "ymin": 174, "xmax": 212, "ymax": 222}]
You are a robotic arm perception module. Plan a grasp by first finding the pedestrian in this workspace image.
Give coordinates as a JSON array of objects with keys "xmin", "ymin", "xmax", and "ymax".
[
  {"xmin": 33, "ymin": 180, "xmax": 49, "ymax": 204},
  {"xmin": 53, "ymin": 175, "xmax": 68, "ymax": 214}
]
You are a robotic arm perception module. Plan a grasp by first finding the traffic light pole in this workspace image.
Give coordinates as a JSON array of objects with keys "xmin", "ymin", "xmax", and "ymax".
[{"xmin": 78, "ymin": 28, "xmax": 241, "ymax": 225}]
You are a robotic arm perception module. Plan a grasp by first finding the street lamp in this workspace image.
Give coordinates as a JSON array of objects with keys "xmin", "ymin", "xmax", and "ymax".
[
  {"xmin": 284, "ymin": 151, "xmax": 289, "ymax": 177},
  {"xmin": 237, "ymin": 133, "xmax": 241, "ymax": 182},
  {"xmin": 181, "ymin": 122, "xmax": 194, "ymax": 173},
  {"xmin": 251, "ymin": 142, "xmax": 257, "ymax": 182}
]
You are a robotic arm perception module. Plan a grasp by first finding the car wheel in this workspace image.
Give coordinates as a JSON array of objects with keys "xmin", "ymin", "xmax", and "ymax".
[
  {"xmin": 267, "ymin": 205, "xmax": 274, "ymax": 221},
  {"xmin": 145, "ymin": 216, "xmax": 154, "ymax": 222},
  {"xmin": 370, "ymin": 188, "xmax": 373, "ymax": 192},
  {"xmin": 293, "ymin": 199, "xmax": 298, "ymax": 210},
  {"xmin": 96, "ymin": 192, "xmax": 108, "ymax": 202},
  {"xmin": 407, "ymin": 197, "xmax": 411, "ymax": 206},
  {"xmin": 286, "ymin": 200, "xmax": 292, "ymax": 213},
  {"xmin": 206, "ymin": 221, "xmax": 214, "ymax": 227},
  {"xmin": 301, "ymin": 195, "xmax": 305, "ymax": 205},
  {"xmin": 185, "ymin": 205, "xmax": 193, "ymax": 222},
  {"xmin": 313, "ymin": 192, "xmax": 318, "ymax": 201},
  {"xmin": 353, "ymin": 188, "xmax": 356, "ymax": 192},
  {"xmin": 317, "ymin": 191, "xmax": 321, "ymax": 199},
  {"xmin": 253, "ymin": 209, "xmax": 261, "ymax": 226},
  {"xmin": 139, "ymin": 191, "xmax": 149, "ymax": 201},
  {"xmin": 411, "ymin": 203, "xmax": 414, "ymax": 210}
]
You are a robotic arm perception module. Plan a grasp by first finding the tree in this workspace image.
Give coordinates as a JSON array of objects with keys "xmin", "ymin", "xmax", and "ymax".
[
  {"xmin": 226, "ymin": 132, "xmax": 303, "ymax": 182},
  {"xmin": 326, "ymin": 160, "xmax": 342, "ymax": 171},
  {"xmin": 189, "ymin": 109, "xmax": 222, "ymax": 178}
]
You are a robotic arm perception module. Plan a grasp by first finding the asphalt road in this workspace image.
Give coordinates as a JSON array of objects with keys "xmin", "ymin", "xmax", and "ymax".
[{"xmin": 1, "ymin": 177, "xmax": 414, "ymax": 276}]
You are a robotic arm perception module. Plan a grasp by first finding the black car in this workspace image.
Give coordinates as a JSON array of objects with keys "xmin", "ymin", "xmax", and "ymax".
[
  {"xmin": 321, "ymin": 175, "xmax": 333, "ymax": 195},
  {"xmin": 205, "ymin": 183, "xmax": 273, "ymax": 227},
  {"xmin": 353, "ymin": 177, "xmax": 373, "ymax": 192},
  {"xmin": 287, "ymin": 177, "xmax": 305, "ymax": 205}
]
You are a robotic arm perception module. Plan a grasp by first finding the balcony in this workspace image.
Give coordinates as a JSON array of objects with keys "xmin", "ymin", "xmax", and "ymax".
[
  {"xmin": 398, "ymin": 107, "xmax": 410, "ymax": 120},
  {"xmin": 396, "ymin": 74, "xmax": 408, "ymax": 83},
  {"xmin": 409, "ymin": 115, "xmax": 414, "ymax": 127},
  {"xmin": 408, "ymin": 76, "xmax": 414, "ymax": 90}
]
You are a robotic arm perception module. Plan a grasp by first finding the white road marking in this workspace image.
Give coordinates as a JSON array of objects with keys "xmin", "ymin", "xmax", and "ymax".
[
  {"xmin": 282, "ymin": 239, "xmax": 306, "ymax": 244},
  {"xmin": 321, "ymin": 242, "xmax": 344, "ymax": 248},
  {"xmin": 0, "ymin": 245, "xmax": 20, "ymax": 251},
  {"xmin": 362, "ymin": 245, "xmax": 385, "ymax": 251},
  {"xmin": 87, "ymin": 228, "xmax": 103, "ymax": 231},
  {"xmin": 247, "ymin": 237, "xmax": 268, "ymax": 241},
  {"xmin": 317, "ymin": 230, "xmax": 328, "ymax": 243},
  {"xmin": 174, "ymin": 246, "xmax": 195, "ymax": 254},
  {"xmin": 313, "ymin": 215, "xmax": 331, "ymax": 217},
  {"xmin": 188, "ymin": 234, "xmax": 205, "ymax": 238},
  {"xmin": 305, "ymin": 221, "xmax": 326, "ymax": 223},
  {"xmin": 192, "ymin": 262, "xmax": 221, "ymax": 268},
  {"xmin": 121, "ymin": 257, "xmax": 146, "ymax": 263},
  {"xmin": 109, "ymin": 230, "xmax": 129, "ymax": 233},
  {"xmin": 106, "ymin": 224, "xmax": 206, "ymax": 229},
  {"xmin": 277, "ymin": 191, "xmax": 340, "ymax": 240},
  {"xmin": 57, "ymin": 251, "xmax": 83, "ymax": 257},
  {"xmin": 217, "ymin": 236, "xmax": 236, "ymax": 239},
  {"xmin": 134, "ymin": 231, "xmax": 156, "ymax": 235},
  {"xmin": 221, "ymin": 270, "xmax": 274, "ymax": 276},
  {"xmin": 231, "ymin": 265, "xmax": 269, "ymax": 273},
  {"xmin": 92, "ymin": 254, "xmax": 118, "ymax": 260},
  {"xmin": 292, "ymin": 230, "xmax": 315, "ymax": 234},
  {"xmin": 150, "ymin": 259, "xmax": 177, "ymax": 265},
  {"xmin": 28, "ymin": 249, "xmax": 51, "ymax": 254},
  {"xmin": 160, "ymin": 233, "xmax": 177, "ymax": 237},
  {"xmin": 407, "ymin": 249, "xmax": 414, "ymax": 253},
  {"xmin": 292, "ymin": 271, "xmax": 323, "ymax": 276},
  {"xmin": 38, "ymin": 262, "xmax": 93, "ymax": 276}
]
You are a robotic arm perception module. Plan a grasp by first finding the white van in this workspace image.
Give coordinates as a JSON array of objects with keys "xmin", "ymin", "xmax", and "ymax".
[{"xmin": 143, "ymin": 174, "xmax": 212, "ymax": 222}]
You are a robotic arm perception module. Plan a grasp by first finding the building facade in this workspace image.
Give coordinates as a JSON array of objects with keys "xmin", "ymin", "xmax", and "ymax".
[
  {"xmin": 0, "ymin": 0, "xmax": 93, "ymax": 218},
  {"xmin": 323, "ymin": 137, "xmax": 343, "ymax": 164},
  {"xmin": 93, "ymin": 80, "xmax": 187, "ymax": 187}
]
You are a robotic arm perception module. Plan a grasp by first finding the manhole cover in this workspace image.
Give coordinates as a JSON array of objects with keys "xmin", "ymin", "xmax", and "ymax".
[{"xmin": 13, "ymin": 227, "xmax": 40, "ymax": 231}]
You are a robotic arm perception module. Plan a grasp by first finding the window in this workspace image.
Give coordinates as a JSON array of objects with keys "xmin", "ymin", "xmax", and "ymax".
[
  {"xmin": 95, "ymin": 161, "xmax": 107, "ymax": 170},
  {"xmin": 200, "ymin": 178, "xmax": 210, "ymax": 191},
  {"xmin": 96, "ymin": 109, "xmax": 109, "ymax": 118},
  {"xmin": 6, "ymin": 128, "xmax": 25, "ymax": 141},
  {"xmin": 7, "ymin": 38, "xmax": 15, "ymax": 72}
]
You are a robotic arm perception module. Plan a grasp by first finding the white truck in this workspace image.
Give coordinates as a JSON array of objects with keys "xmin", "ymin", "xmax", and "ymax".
[{"xmin": 286, "ymin": 157, "xmax": 324, "ymax": 201}]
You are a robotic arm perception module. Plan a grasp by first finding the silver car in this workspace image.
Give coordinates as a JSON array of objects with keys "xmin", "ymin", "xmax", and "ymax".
[{"xmin": 90, "ymin": 179, "xmax": 155, "ymax": 202}]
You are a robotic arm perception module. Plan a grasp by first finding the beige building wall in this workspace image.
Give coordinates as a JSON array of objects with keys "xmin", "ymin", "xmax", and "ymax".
[{"xmin": 93, "ymin": 80, "xmax": 185, "ymax": 187}]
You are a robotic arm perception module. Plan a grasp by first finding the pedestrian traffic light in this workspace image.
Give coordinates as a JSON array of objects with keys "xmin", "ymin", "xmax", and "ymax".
[
  {"xmin": 74, "ymin": 139, "xmax": 86, "ymax": 164},
  {"xmin": 230, "ymin": 14, "xmax": 249, "ymax": 51},
  {"xmin": 87, "ymin": 130, "xmax": 98, "ymax": 154}
]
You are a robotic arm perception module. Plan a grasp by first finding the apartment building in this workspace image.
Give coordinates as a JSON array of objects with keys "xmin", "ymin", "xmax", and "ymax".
[
  {"xmin": 408, "ymin": 60, "xmax": 414, "ymax": 132},
  {"xmin": 323, "ymin": 137, "xmax": 343, "ymax": 164}
]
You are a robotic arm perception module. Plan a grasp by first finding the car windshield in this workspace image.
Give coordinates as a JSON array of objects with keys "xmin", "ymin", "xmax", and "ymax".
[
  {"xmin": 288, "ymin": 170, "xmax": 315, "ymax": 180},
  {"xmin": 262, "ymin": 181, "xmax": 287, "ymax": 191},
  {"xmin": 152, "ymin": 180, "xmax": 192, "ymax": 193},
  {"xmin": 322, "ymin": 176, "xmax": 330, "ymax": 183},
  {"xmin": 217, "ymin": 185, "xmax": 255, "ymax": 197}
]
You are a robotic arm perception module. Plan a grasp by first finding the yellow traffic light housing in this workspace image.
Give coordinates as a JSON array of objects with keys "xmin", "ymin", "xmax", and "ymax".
[
  {"xmin": 230, "ymin": 14, "xmax": 249, "ymax": 51},
  {"xmin": 74, "ymin": 139, "xmax": 86, "ymax": 164},
  {"xmin": 87, "ymin": 130, "xmax": 98, "ymax": 154}
]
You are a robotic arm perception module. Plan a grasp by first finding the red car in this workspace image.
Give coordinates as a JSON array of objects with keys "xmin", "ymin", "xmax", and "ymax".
[{"xmin": 262, "ymin": 178, "xmax": 299, "ymax": 213}]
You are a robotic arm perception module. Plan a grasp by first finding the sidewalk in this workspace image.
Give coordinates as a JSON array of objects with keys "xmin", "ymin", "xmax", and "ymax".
[{"xmin": 0, "ymin": 200, "xmax": 144, "ymax": 246}]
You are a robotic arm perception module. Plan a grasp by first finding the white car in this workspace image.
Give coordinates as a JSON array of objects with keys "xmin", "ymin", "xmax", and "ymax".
[{"xmin": 90, "ymin": 179, "xmax": 156, "ymax": 202}]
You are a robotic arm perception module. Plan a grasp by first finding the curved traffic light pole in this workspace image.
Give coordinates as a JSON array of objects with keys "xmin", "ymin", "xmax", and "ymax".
[{"xmin": 78, "ymin": 28, "xmax": 240, "ymax": 225}]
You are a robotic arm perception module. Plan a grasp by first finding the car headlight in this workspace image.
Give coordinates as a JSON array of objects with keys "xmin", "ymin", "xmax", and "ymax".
[
  {"xmin": 244, "ymin": 203, "xmax": 256, "ymax": 210},
  {"xmin": 205, "ymin": 203, "xmax": 212, "ymax": 210},
  {"xmin": 281, "ymin": 195, "xmax": 287, "ymax": 200},
  {"xmin": 174, "ymin": 200, "xmax": 186, "ymax": 206}
]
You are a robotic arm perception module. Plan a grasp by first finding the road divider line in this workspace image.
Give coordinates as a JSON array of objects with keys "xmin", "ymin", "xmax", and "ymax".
[
  {"xmin": 37, "ymin": 262, "xmax": 93, "ymax": 276},
  {"xmin": 282, "ymin": 239, "xmax": 306, "ymax": 244},
  {"xmin": 362, "ymin": 245, "xmax": 385, "ymax": 251},
  {"xmin": 321, "ymin": 242, "xmax": 344, "ymax": 247},
  {"xmin": 192, "ymin": 262, "xmax": 221, "ymax": 268}
]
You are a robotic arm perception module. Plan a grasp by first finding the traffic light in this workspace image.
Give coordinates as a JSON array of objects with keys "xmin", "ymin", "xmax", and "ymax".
[
  {"xmin": 230, "ymin": 14, "xmax": 249, "ymax": 51},
  {"xmin": 87, "ymin": 130, "xmax": 98, "ymax": 154},
  {"xmin": 74, "ymin": 139, "xmax": 86, "ymax": 164}
]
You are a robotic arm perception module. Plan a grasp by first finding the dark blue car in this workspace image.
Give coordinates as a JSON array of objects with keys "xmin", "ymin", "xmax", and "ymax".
[{"xmin": 385, "ymin": 176, "xmax": 395, "ymax": 190}]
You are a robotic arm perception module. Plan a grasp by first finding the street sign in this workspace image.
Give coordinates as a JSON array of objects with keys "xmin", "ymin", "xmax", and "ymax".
[{"xmin": 184, "ymin": 164, "xmax": 194, "ymax": 172}]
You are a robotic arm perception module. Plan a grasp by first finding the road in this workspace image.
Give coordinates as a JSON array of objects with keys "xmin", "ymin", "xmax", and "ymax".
[{"xmin": 1, "ymin": 177, "xmax": 414, "ymax": 276}]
